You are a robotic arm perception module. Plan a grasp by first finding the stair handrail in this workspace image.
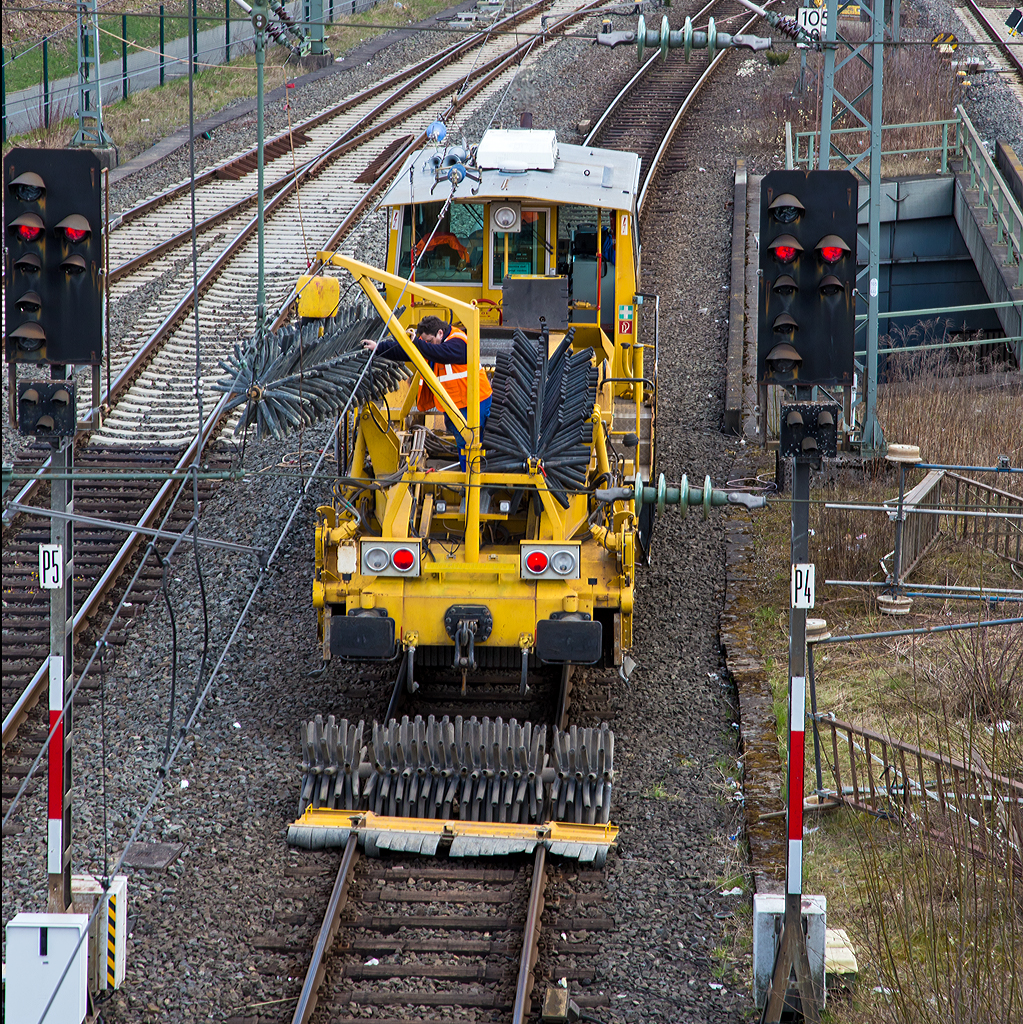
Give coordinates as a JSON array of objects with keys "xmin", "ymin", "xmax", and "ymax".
[{"xmin": 957, "ymin": 104, "xmax": 1023, "ymax": 288}]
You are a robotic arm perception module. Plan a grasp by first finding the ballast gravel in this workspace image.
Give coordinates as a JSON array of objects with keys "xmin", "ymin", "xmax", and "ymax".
[{"xmin": 3, "ymin": 1, "xmax": 1020, "ymax": 1021}]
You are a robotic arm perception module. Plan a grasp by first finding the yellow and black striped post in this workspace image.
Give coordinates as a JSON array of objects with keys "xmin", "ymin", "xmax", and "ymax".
[{"xmin": 107, "ymin": 890, "xmax": 117, "ymax": 988}]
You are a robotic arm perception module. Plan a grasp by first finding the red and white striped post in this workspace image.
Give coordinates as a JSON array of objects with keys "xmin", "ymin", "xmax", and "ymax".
[
  {"xmin": 48, "ymin": 654, "xmax": 65, "ymax": 877},
  {"xmin": 786, "ymin": 672, "xmax": 806, "ymax": 896},
  {"xmin": 46, "ymin": 430, "xmax": 74, "ymax": 913},
  {"xmin": 762, "ymin": 456, "xmax": 820, "ymax": 1023}
]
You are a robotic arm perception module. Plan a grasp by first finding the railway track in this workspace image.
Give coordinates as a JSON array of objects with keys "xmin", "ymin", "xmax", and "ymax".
[
  {"xmin": 2, "ymin": 0, "xmax": 610, "ymax": 757},
  {"xmin": 959, "ymin": 0, "xmax": 1023, "ymax": 83},
  {"xmin": 286, "ymin": 661, "xmax": 615, "ymax": 1024},
  {"xmin": 586, "ymin": 0, "xmax": 772, "ymax": 216},
  {"xmin": 272, "ymin": 843, "xmax": 612, "ymax": 1024}
]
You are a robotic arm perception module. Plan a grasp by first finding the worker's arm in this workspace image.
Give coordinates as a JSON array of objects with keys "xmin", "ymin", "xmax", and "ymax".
[{"xmin": 370, "ymin": 335, "xmax": 467, "ymax": 363}]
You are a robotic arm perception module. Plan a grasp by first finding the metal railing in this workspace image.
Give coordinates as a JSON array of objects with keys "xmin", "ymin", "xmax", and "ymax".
[
  {"xmin": 815, "ymin": 714, "xmax": 1023, "ymax": 877},
  {"xmin": 945, "ymin": 471, "xmax": 1023, "ymax": 567},
  {"xmin": 957, "ymin": 104, "xmax": 1023, "ymax": 287},
  {"xmin": 891, "ymin": 468, "xmax": 945, "ymax": 580},
  {"xmin": 792, "ymin": 116, "xmax": 963, "ymax": 174}
]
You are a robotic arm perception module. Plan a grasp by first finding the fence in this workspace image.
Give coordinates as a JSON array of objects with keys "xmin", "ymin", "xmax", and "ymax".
[
  {"xmin": 792, "ymin": 116, "xmax": 963, "ymax": 175},
  {"xmin": 946, "ymin": 471, "xmax": 1023, "ymax": 566},
  {"xmin": 893, "ymin": 469, "xmax": 1023, "ymax": 577},
  {"xmin": 1, "ymin": 1, "xmax": 381, "ymax": 142},
  {"xmin": 957, "ymin": 103, "xmax": 1023, "ymax": 288},
  {"xmin": 893, "ymin": 468, "xmax": 945, "ymax": 579},
  {"xmin": 815, "ymin": 714, "xmax": 1023, "ymax": 878}
]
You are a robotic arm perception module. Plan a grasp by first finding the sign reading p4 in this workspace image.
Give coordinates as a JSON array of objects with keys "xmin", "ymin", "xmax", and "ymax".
[
  {"xmin": 757, "ymin": 169, "xmax": 858, "ymax": 388},
  {"xmin": 791, "ymin": 563, "xmax": 815, "ymax": 609}
]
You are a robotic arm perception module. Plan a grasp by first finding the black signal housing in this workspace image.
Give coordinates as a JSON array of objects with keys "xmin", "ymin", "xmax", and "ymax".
[
  {"xmin": 757, "ymin": 169, "xmax": 858, "ymax": 388},
  {"xmin": 780, "ymin": 402, "xmax": 840, "ymax": 461},
  {"xmin": 18, "ymin": 380, "xmax": 78, "ymax": 438},
  {"xmin": 4, "ymin": 148, "xmax": 104, "ymax": 365}
]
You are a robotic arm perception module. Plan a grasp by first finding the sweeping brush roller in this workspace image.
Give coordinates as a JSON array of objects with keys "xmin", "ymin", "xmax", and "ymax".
[{"xmin": 299, "ymin": 713, "xmax": 614, "ymax": 825}]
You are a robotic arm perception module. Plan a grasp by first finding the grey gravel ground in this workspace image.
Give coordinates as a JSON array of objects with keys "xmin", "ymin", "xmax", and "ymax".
[{"xmin": 3, "ymin": 1, "xmax": 1021, "ymax": 1021}]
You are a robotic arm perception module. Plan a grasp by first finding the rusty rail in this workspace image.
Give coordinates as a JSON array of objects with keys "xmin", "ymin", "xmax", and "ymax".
[
  {"xmin": 513, "ymin": 846, "xmax": 548, "ymax": 1024},
  {"xmin": 815, "ymin": 714, "xmax": 1023, "ymax": 876},
  {"xmin": 291, "ymin": 834, "xmax": 360, "ymax": 1024}
]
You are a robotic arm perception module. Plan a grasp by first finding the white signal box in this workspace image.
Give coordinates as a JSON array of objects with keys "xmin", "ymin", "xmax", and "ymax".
[
  {"xmin": 5, "ymin": 913, "xmax": 90, "ymax": 1023},
  {"xmin": 752, "ymin": 894, "xmax": 827, "ymax": 1007},
  {"xmin": 72, "ymin": 873, "xmax": 128, "ymax": 991}
]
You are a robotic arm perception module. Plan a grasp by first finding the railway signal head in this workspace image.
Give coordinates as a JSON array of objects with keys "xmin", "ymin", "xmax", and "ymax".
[
  {"xmin": 4, "ymin": 149, "xmax": 104, "ymax": 366},
  {"xmin": 757, "ymin": 169, "xmax": 858, "ymax": 388},
  {"xmin": 17, "ymin": 380, "xmax": 77, "ymax": 439}
]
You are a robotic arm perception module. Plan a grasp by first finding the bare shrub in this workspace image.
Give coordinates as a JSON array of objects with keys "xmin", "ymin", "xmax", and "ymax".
[
  {"xmin": 877, "ymin": 341, "xmax": 1023, "ymax": 493},
  {"xmin": 850, "ymin": 673, "xmax": 1022, "ymax": 1024},
  {"xmin": 760, "ymin": 20, "xmax": 962, "ymax": 174},
  {"xmin": 810, "ymin": 470, "xmax": 893, "ymax": 584},
  {"xmin": 933, "ymin": 625, "xmax": 1023, "ymax": 722}
]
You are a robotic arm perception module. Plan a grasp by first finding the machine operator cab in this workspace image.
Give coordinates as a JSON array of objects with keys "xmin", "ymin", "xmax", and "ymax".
[{"xmin": 380, "ymin": 129, "xmax": 642, "ymax": 358}]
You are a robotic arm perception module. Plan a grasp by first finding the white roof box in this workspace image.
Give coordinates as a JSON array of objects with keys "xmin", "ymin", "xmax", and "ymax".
[{"xmin": 476, "ymin": 129, "xmax": 558, "ymax": 172}]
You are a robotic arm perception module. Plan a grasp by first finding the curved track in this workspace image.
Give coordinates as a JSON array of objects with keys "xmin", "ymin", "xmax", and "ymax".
[
  {"xmin": 2, "ymin": 0, "xmax": 607, "ymax": 753},
  {"xmin": 585, "ymin": 0, "xmax": 771, "ymax": 216}
]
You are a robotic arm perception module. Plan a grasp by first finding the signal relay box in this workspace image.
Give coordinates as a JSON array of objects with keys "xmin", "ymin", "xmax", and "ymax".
[{"xmin": 5, "ymin": 913, "xmax": 90, "ymax": 1023}]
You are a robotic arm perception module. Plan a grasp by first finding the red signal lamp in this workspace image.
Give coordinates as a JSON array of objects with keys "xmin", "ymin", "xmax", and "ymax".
[
  {"xmin": 768, "ymin": 234, "xmax": 802, "ymax": 264},
  {"xmin": 816, "ymin": 234, "xmax": 850, "ymax": 264},
  {"xmin": 525, "ymin": 550, "xmax": 549, "ymax": 574},
  {"xmin": 11, "ymin": 213, "xmax": 44, "ymax": 242},
  {"xmin": 391, "ymin": 547, "xmax": 415, "ymax": 571},
  {"xmin": 56, "ymin": 214, "xmax": 92, "ymax": 244}
]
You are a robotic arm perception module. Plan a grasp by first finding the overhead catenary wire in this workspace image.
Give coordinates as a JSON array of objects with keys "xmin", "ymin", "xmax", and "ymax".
[{"xmin": 31, "ymin": 401, "xmax": 343, "ymax": 1024}]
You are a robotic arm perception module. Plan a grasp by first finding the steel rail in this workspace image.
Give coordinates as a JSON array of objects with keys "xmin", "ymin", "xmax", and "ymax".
[
  {"xmin": 109, "ymin": 34, "xmax": 506, "ymax": 281},
  {"xmin": 2, "ymin": 392, "xmax": 232, "ymax": 745},
  {"xmin": 638, "ymin": 6, "xmax": 764, "ymax": 216},
  {"xmin": 583, "ymin": 0, "xmax": 725, "ymax": 146},
  {"xmin": 512, "ymin": 845, "xmax": 549, "ymax": 1024},
  {"xmin": 291, "ymin": 834, "xmax": 361, "ymax": 1024},
  {"xmin": 960, "ymin": 0, "xmax": 1023, "ymax": 80},
  {"xmin": 112, "ymin": 0, "xmax": 559, "ymax": 229},
  {"xmin": 3, "ymin": 1, "xmax": 605, "ymax": 746},
  {"xmin": 4, "ymin": 7, "xmax": 585, "ymax": 532}
]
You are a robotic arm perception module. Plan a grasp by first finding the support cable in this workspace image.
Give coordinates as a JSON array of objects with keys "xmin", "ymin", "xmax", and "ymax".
[{"xmin": 31, "ymin": 405, "xmax": 341, "ymax": 1024}]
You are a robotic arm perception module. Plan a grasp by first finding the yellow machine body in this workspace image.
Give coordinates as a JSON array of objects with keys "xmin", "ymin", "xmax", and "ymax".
[{"xmin": 308, "ymin": 133, "xmax": 654, "ymax": 671}]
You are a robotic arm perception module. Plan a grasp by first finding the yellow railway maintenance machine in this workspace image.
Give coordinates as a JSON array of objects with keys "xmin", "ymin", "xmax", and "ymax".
[
  {"xmin": 312, "ymin": 130, "xmax": 653, "ymax": 677},
  {"xmin": 291, "ymin": 129, "xmax": 761, "ymax": 860}
]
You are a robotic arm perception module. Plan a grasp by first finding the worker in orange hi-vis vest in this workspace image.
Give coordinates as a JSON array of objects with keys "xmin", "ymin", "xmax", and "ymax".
[
  {"xmin": 411, "ymin": 232, "xmax": 470, "ymax": 265},
  {"xmin": 363, "ymin": 315, "xmax": 492, "ymax": 469}
]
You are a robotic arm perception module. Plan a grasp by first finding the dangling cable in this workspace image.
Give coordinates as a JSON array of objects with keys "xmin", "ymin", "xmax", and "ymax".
[
  {"xmin": 156, "ymin": 548, "xmax": 178, "ymax": 773},
  {"xmin": 98, "ymin": 642, "xmax": 110, "ymax": 884}
]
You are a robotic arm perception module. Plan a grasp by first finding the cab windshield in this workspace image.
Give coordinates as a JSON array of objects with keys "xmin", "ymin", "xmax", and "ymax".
[{"xmin": 397, "ymin": 202, "xmax": 485, "ymax": 282}]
